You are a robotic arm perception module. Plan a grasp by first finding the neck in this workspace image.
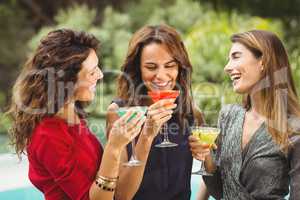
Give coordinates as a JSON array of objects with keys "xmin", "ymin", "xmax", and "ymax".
[
  {"xmin": 248, "ymin": 92, "xmax": 265, "ymax": 121},
  {"xmin": 56, "ymin": 102, "xmax": 80, "ymax": 124}
]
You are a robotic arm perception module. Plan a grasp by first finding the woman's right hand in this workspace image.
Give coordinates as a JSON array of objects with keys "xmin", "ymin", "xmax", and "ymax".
[
  {"xmin": 189, "ymin": 135, "xmax": 212, "ymax": 161},
  {"xmin": 106, "ymin": 103, "xmax": 146, "ymax": 149},
  {"xmin": 141, "ymin": 98, "xmax": 177, "ymax": 139}
]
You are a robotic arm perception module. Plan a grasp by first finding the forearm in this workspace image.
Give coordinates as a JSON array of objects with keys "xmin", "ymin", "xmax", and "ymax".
[
  {"xmin": 89, "ymin": 142, "xmax": 122, "ymax": 200},
  {"xmin": 204, "ymin": 154, "xmax": 217, "ymax": 173},
  {"xmin": 197, "ymin": 176, "xmax": 209, "ymax": 200},
  {"xmin": 115, "ymin": 134, "xmax": 154, "ymax": 200}
]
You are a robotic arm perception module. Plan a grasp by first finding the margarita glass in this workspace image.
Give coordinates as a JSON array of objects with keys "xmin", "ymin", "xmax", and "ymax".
[
  {"xmin": 117, "ymin": 106, "xmax": 148, "ymax": 166},
  {"xmin": 191, "ymin": 126, "xmax": 220, "ymax": 176},
  {"xmin": 148, "ymin": 90, "xmax": 180, "ymax": 148}
]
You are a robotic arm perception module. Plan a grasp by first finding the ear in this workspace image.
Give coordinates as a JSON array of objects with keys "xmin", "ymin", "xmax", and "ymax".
[{"xmin": 259, "ymin": 59, "xmax": 264, "ymax": 71}]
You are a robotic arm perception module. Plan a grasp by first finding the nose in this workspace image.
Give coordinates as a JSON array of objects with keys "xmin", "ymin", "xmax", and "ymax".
[
  {"xmin": 96, "ymin": 67, "xmax": 103, "ymax": 81},
  {"xmin": 224, "ymin": 60, "xmax": 233, "ymax": 75},
  {"xmin": 155, "ymin": 66, "xmax": 169, "ymax": 80}
]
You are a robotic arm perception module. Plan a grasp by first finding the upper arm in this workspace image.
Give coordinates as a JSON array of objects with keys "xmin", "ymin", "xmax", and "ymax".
[
  {"xmin": 197, "ymin": 176, "xmax": 209, "ymax": 200},
  {"xmin": 289, "ymin": 135, "xmax": 300, "ymax": 199},
  {"xmin": 35, "ymin": 135, "xmax": 91, "ymax": 199}
]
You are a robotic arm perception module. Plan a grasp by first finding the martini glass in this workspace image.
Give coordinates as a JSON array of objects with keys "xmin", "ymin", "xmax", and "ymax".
[
  {"xmin": 117, "ymin": 106, "xmax": 148, "ymax": 166},
  {"xmin": 191, "ymin": 126, "xmax": 220, "ymax": 176},
  {"xmin": 148, "ymin": 90, "xmax": 180, "ymax": 148}
]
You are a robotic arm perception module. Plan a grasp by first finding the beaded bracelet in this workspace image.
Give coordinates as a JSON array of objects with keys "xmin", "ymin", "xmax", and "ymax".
[
  {"xmin": 95, "ymin": 175, "xmax": 118, "ymax": 192},
  {"xmin": 95, "ymin": 179, "xmax": 115, "ymax": 192}
]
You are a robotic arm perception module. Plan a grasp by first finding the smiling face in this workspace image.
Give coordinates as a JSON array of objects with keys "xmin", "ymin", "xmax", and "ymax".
[
  {"xmin": 74, "ymin": 49, "xmax": 103, "ymax": 101},
  {"xmin": 140, "ymin": 43, "xmax": 179, "ymax": 91},
  {"xmin": 224, "ymin": 42, "xmax": 263, "ymax": 94}
]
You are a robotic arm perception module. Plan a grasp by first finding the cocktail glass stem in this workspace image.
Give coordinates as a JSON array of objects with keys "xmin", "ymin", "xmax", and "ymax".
[
  {"xmin": 123, "ymin": 140, "xmax": 143, "ymax": 167},
  {"xmin": 155, "ymin": 123, "xmax": 178, "ymax": 148},
  {"xmin": 192, "ymin": 159, "xmax": 213, "ymax": 176}
]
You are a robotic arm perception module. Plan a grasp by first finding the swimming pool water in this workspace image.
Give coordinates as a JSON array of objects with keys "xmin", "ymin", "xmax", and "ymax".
[
  {"xmin": 0, "ymin": 177, "xmax": 213, "ymax": 200},
  {"xmin": 0, "ymin": 187, "xmax": 43, "ymax": 199}
]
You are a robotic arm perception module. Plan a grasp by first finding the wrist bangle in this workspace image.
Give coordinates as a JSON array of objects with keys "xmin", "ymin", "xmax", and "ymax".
[
  {"xmin": 94, "ymin": 175, "xmax": 118, "ymax": 189},
  {"xmin": 95, "ymin": 176, "xmax": 116, "ymax": 192},
  {"xmin": 95, "ymin": 180, "xmax": 115, "ymax": 192},
  {"xmin": 96, "ymin": 174, "xmax": 119, "ymax": 182}
]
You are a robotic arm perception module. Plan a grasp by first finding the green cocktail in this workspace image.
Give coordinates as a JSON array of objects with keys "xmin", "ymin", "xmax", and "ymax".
[
  {"xmin": 191, "ymin": 126, "xmax": 220, "ymax": 176},
  {"xmin": 116, "ymin": 106, "xmax": 148, "ymax": 167},
  {"xmin": 192, "ymin": 128, "xmax": 219, "ymax": 147},
  {"xmin": 117, "ymin": 106, "xmax": 148, "ymax": 121}
]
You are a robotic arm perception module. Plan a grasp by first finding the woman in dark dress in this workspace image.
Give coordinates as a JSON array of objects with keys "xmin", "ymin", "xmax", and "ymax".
[
  {"xmin": 190, "ymin": 30, "xmax": 300, "ymax": 199},
  {"xmin": 106, "ymin": 24, "xmax": 204, "ymax": 200}
]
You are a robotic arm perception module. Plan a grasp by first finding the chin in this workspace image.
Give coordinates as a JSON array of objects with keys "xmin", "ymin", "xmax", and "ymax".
[{"xmin": 233, "ymin": 85, "xmax": 251, "ymax": 94}]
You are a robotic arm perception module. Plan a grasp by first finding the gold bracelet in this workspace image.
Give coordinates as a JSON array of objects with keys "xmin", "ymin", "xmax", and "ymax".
[
  {"xmin": 96, "ymin": 174, "xmax": 119, "ymax": 182},
  {"xmin": 95, "ymin": 180, "xmax": 115, "ymax": 192},
  {"xmin": 95, "ymin": 176, "xmax": 116, "ymax": 188},
  {"xmin": 95, "ymin": 177, "xmax": 117, "ymax": 189}
]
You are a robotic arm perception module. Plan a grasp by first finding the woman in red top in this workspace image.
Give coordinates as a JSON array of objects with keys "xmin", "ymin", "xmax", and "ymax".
[{"xmin": 8, "ymin": 29, "xmax": 146, "ymax": 200}]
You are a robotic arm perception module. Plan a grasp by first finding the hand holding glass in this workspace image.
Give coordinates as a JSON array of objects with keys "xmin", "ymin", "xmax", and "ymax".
[
  {"xmin": 191, "ymin": 126, "xmax": 220, "ymax": 176},
  {"xmin": 148, "ymin": 90, "xmax": 180, "ymax": 148},
  {"xmin": 116, "ymin": 106, "xmax": 148, "ymax": 166}
]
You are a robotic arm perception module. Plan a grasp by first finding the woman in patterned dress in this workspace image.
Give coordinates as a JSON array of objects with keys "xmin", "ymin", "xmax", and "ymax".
[{"xmin": 190, "ymin": 30, "xmax": 300, "ymax": 200}]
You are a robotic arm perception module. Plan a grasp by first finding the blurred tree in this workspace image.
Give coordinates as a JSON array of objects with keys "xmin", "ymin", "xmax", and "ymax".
[
  {"xmin": 1, "ymin": 0, "xmax": 300, "ymax": 131},
  {"xmin": 25, "ymin": 0, "xmax": 299, "ymax": 125},
  {"xmin": 91, "ymin": 6, "xmax": 132, "ymax": 93},
  {"xmin": 198, "ymin": 0, "xmax": 300, "ymax": 18},
  {"xmin": 199, "ymin": 0, "xmax": 300, "ymax": 96},
  {"xmin": 197, "ymin": 0, "xmax": 300, "ymax": 50},
  {"xmin": 18, "ymin": 0, "xmax": 131, "ymax": 29},
  {"xmin": 0, "ymin": 0, "xmax": 34, "ymax": 107},
  {"xmin": 185, "ymin": 10, "xmax": 283, "ymax": 84},
  {"xmin": 28, "ymin": 4, "xmax": 98, "ymax": 50}
]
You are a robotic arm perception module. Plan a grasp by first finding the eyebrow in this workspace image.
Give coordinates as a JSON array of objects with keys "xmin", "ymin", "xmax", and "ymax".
[
  {"xmin": 144, "ymin": 59, "xmax": 177, "ymax": 65},
  {"xmin": 88, "ymin": 65, "xmax": 98, "ymax": 72},
  {"xmin": 230, "ymin": 51, "xmax": 242, "ymax": 57}
]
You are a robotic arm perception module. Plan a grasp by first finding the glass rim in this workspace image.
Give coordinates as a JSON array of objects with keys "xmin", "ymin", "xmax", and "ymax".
[
  {"xmin": 117, "ymin": 106, "xmax": 148, "ymax": 110},
  {"xmin": 116, "ymin": 106, "xmax": 148, "ymax": 114},
  {"xmin": 191, "ymin": 126, "xmax": 221, "ymax": 132}
]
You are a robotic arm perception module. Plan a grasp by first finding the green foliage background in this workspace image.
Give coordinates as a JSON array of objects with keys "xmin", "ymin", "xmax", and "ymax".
[{"xmin": 1, "ymin": 0, "xmax": 300, "ymax": 150}]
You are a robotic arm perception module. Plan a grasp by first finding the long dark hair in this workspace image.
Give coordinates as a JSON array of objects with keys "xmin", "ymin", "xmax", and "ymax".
[
  {"xmin": 117, "ymin": 24, "xmax": 203, "ymax": 130},
  {"xmin": 8, "ymin": 29, "xmax": 99, "ymax": 157}
]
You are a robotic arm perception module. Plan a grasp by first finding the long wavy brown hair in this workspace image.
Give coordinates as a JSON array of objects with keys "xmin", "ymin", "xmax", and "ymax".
[
  {"xmin": 117, "ymin": 24, "xmax": 204, "ymax": 130},
  {"xmin": 231, "ymin": 30, "xmax": 300, "ymax": 152},
  {"xmin": 8, "ymin": 29, "xmax": 99, "ymax": 157}
]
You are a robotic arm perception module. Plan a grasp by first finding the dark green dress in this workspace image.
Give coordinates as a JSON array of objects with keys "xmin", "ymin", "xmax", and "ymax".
[{"xmin": 204, "ymin": 104, "xmax": 300, "ymax": 200}]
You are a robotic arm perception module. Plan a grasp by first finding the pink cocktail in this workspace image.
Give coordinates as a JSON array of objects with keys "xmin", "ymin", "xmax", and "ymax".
[
  {"xmin": 148, "ymin": 90, "xmax": 180, "ymax": 103},
  {"xmin": 147, "ymin": 90, "xmax": 180, "ymax": 148}
]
